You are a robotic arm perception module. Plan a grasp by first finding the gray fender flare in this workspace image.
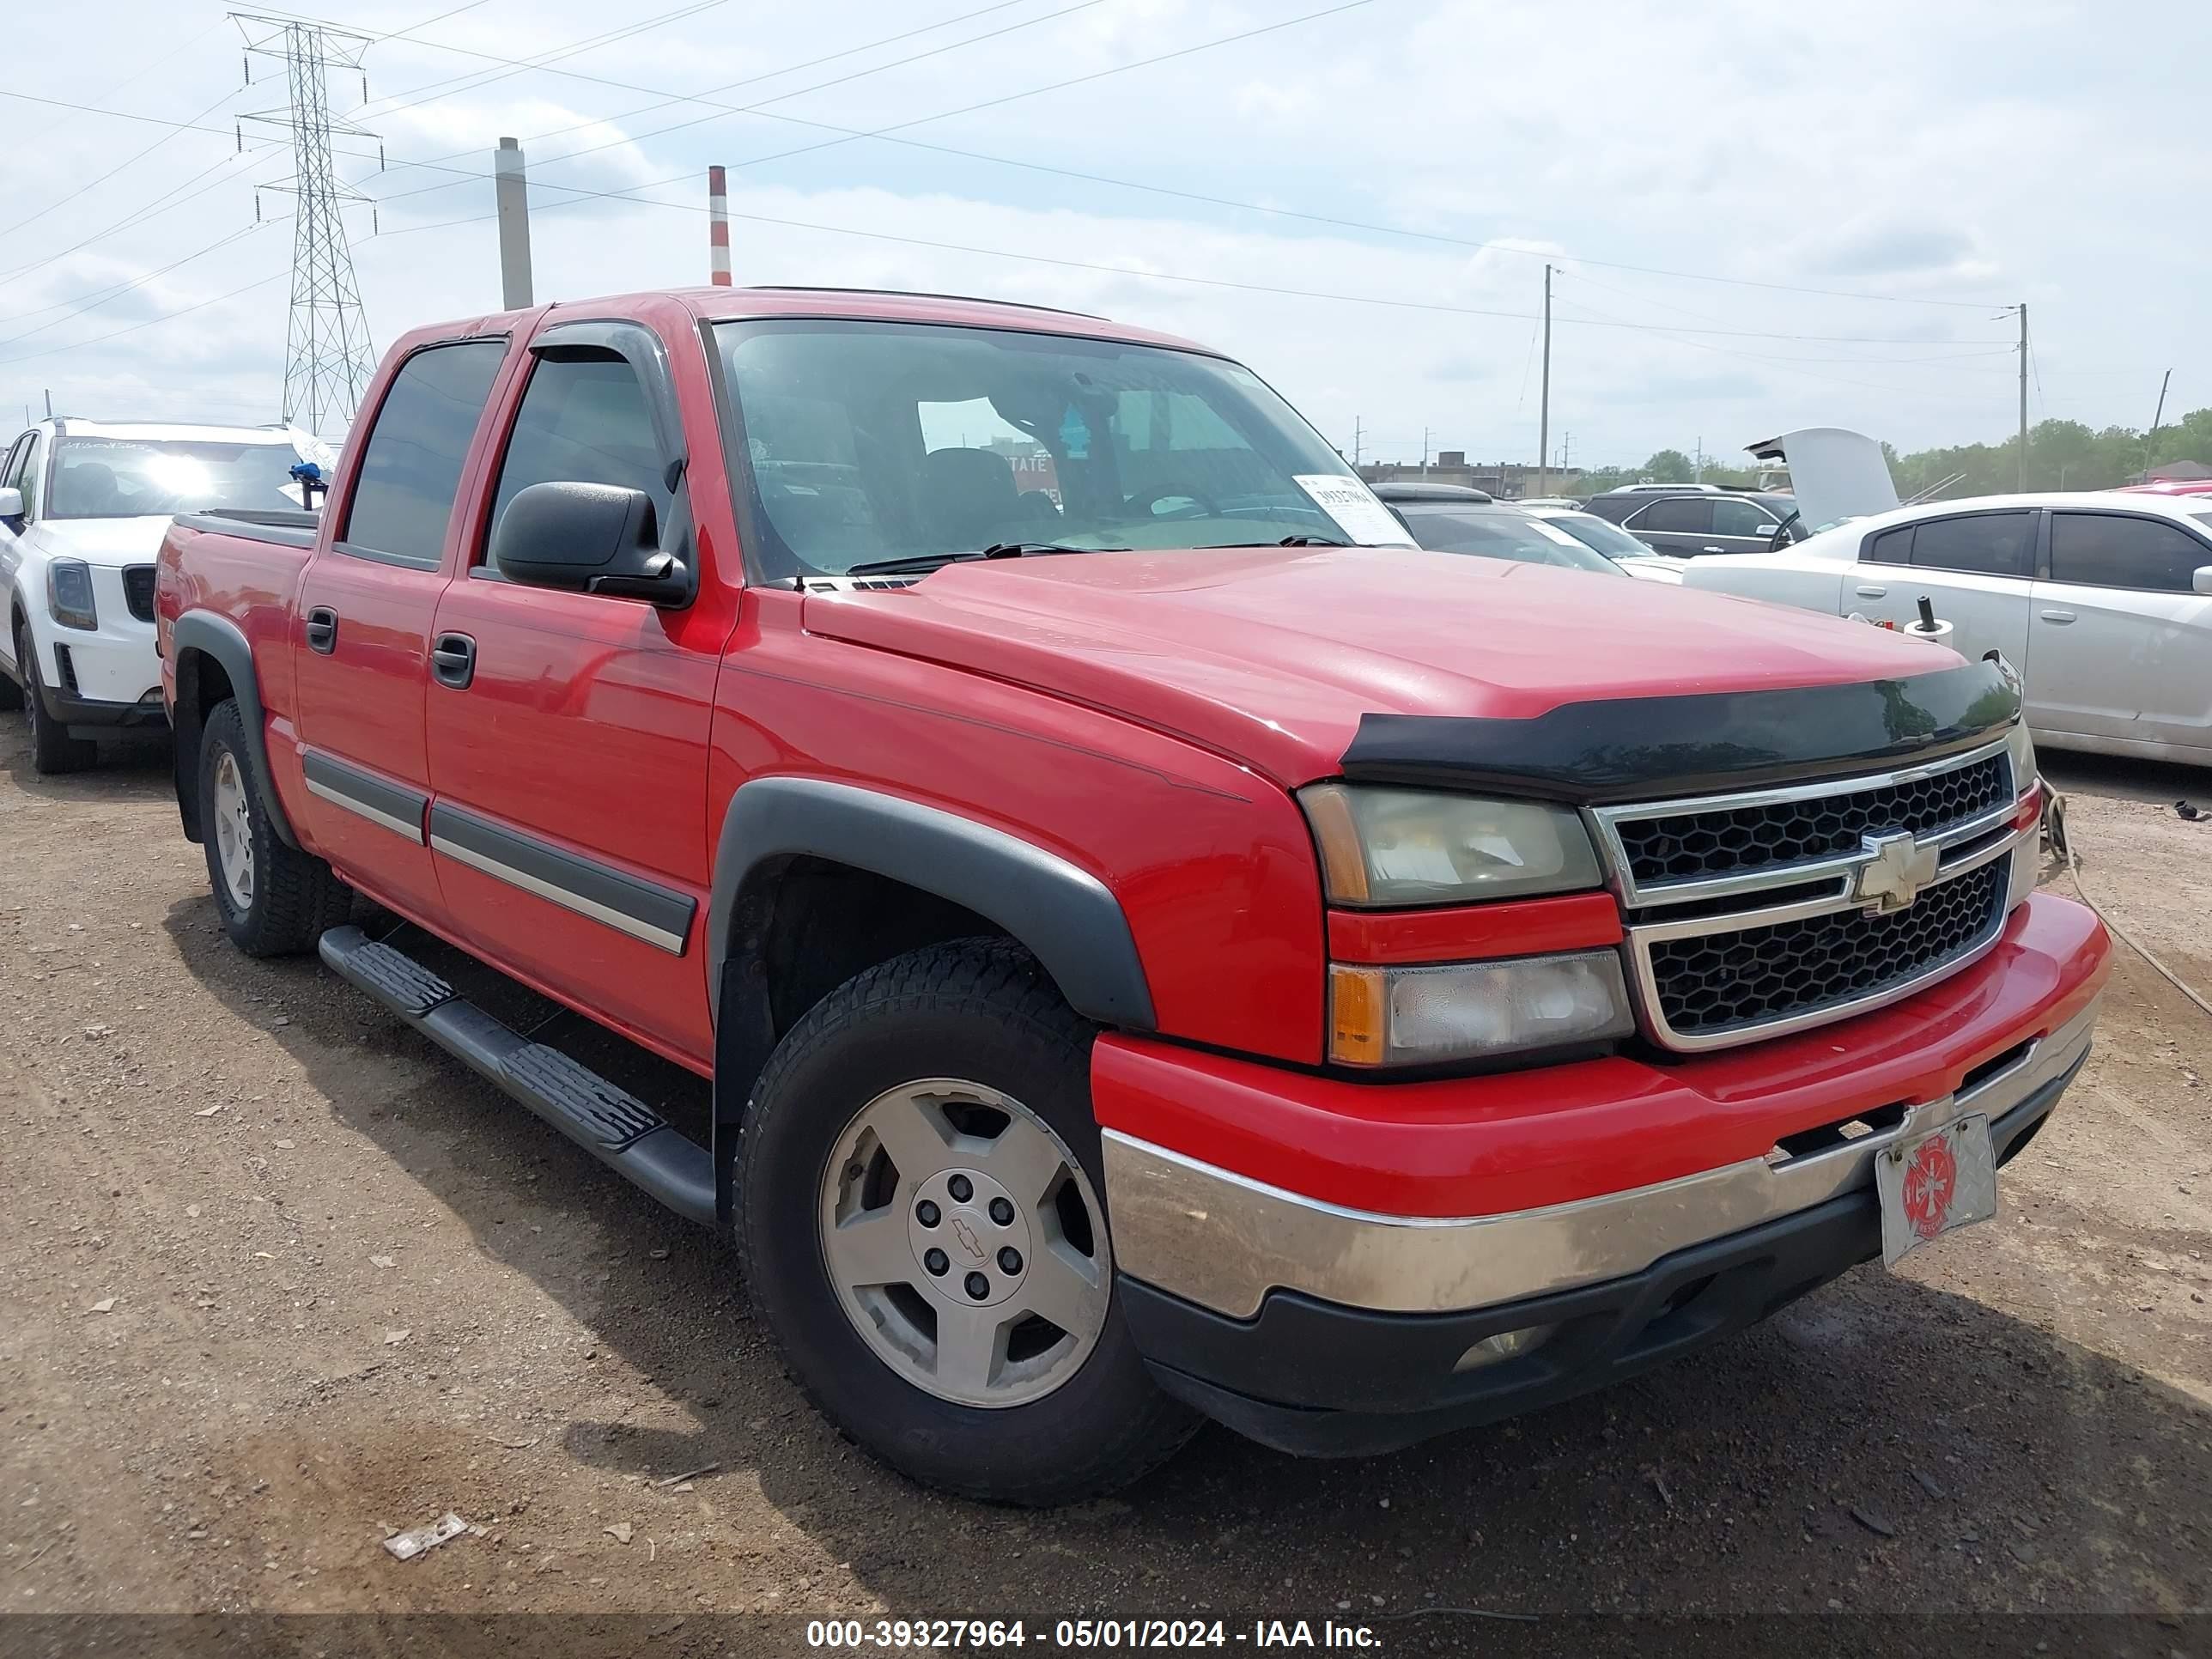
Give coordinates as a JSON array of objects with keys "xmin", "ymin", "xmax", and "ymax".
[
  {"xmin": 170, "ymin": 611, "xmax": 301, "ymax": 849},
  {"xmin": 705, "ymin": 776, "xmax": 1156, "ymax": 1031}
]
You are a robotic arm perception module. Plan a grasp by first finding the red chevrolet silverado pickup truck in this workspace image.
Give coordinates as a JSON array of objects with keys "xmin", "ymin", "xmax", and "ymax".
[{"xmin": 156, "ymin": 286, "xmax": 2111, "ymax": 1504}]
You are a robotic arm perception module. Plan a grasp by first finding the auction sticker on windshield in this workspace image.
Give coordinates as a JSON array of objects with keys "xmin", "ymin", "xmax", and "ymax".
[
  {"xmin": 1295, "ymin": 474, "xmax": 1415, "ymax": 546},
  {"xmin": 1874, "ymin": 1113, "xmax": 1997, "ymax": 1267}
]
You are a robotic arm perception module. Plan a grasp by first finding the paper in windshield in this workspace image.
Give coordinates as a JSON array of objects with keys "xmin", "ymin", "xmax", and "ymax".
[{"xmin": 1295, "ymin": 475, "xmax": 1415, "ymax": 547}]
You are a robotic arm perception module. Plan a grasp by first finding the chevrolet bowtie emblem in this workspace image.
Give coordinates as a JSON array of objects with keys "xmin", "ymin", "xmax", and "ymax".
[{"xmin": 1854, "ymin": 830, "xmax": 1939, "ymax": 913}]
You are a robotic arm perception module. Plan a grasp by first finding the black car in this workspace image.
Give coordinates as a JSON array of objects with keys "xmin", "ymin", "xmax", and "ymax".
[
  {"xmin": 1370, "ymin": 483, "xmax": 1625, "ymax": 576},
  {"xmin": 1580, "ymin": 484, "xmax": 1804, "ymax": 556}
]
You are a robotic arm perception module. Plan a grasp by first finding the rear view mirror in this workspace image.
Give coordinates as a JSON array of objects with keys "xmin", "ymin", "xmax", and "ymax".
[
  {"xmin": 2196, "ymin": 567, "xmax": 2212, "ymax": 597},
  {"xmin": 489, "ymin": 481, "xmax": 693, "ymax": 605}
]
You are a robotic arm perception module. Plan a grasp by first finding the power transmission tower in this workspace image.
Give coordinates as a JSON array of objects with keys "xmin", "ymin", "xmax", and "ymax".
[{"xmin": 236, "ymin": 13, "xmax": 379, "ymax": 433}]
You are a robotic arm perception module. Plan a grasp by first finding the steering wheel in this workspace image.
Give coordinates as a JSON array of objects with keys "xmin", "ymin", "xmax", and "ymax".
[{"xmin": 1126, "ymin": 482, "xmax": 1223, "ymax": 521}]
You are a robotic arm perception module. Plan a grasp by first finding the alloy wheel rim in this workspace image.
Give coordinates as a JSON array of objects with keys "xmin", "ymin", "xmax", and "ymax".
[
  {"xmin": 817, "ymin": 1077, "xmax": 1111, "ymax": 1409},
  {"xmin": 212, "ymin": 750, "xmax": 255, "ymax": 910}
]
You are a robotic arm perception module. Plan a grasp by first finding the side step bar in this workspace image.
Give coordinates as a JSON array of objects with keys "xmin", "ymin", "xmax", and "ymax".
[{"xmin": 319, "ymin": 926, "xmax": 716, "ymax": 1227}]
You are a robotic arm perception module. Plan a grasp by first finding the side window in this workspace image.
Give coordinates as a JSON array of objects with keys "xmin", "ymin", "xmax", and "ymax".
[
  {"xmin": 1865, "ymin": 525, "xmax": 1913, "ymax": 565},
  {"xmin": 2048, "ymin": 513, "xmax": 2211, "ymax": 592},
  {"xmin": 485, "ymin": 352, "xmax": 672, "ymax": 564},
  {"xmin": 13, "ymin": 434, "xmax": 45, "ymax": 520},
  {"xmin": 340, "ymin": 340, "xmax": 507, "ymax": 568},
  {"xmin": 1632, "ymin": 496, "xmax": 1711, "ymax": 533},
  {"xmin": 1711, "ymin": 498, "xmax": 1779, "ymax": 538},
  {"xmin": 1908, "ymin": 511, "xmax": 2031, "ymax": 578}
]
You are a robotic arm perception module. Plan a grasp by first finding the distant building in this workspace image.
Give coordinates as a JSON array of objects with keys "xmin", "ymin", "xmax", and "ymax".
[
  {"xmin": 1358, "ymin": 452, "xmax": 1580, "ymax": 500},
  {"xmin": 2136, "ymin": 459, "xmax": 2212, "ymax": 483}
]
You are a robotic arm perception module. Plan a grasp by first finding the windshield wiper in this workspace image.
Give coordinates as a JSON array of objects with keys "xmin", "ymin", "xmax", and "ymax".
[
  {"xmin": 843, "ymin": 543, "xmax": 1127, "ymax": 578},
  {"xmin": 1194, "ymin": 535, "xmax": 1352, "ymax": 549}
]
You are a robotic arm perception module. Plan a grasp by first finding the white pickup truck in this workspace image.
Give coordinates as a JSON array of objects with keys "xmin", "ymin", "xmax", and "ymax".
[{"xmin": 0, "ymin": 419, "xmax": 322, "ymax": 773}]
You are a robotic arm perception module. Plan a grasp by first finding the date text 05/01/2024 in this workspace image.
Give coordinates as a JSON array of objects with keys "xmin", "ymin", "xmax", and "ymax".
[{"xmin": 804, "ymin": 1618, "xmax": 1382, "ymax": 1649}]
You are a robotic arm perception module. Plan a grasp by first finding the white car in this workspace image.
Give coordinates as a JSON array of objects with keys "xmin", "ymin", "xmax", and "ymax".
[
  {"xmin": 1523, "ymin": 506, "xmax": 1688, "ymax": 584},
  {"xmin": 1681, "ymin": 490, "xmax": 2212, "ymax": 766},
  {"xmin": 0, "ymin": 419, "xmax": 316, "ymax": 773}
]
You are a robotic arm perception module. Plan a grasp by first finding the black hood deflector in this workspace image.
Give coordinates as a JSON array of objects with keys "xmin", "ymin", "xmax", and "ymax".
[{"xmin": 1339, "ymin": 659, "xmax": 2021, "ymax": 805}]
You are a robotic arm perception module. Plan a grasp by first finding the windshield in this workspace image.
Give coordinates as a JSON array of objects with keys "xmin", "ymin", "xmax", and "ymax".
[
  {"xmin": 710, "ymin": 319, "xmax": 1410, "ymax": 578},
  {"xmin": 1534, "ymin": 510, "xmax": 1655, "ymax": 562},
  {"xmin": 48, "ymin": 437, "xmax": 306, "ymax": 520},
  {"xmin": 1397, "ymin": 507, "xmax": 1624, "ymax": 574}
]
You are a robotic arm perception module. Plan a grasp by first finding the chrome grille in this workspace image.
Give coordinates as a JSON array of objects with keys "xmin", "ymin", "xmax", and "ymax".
[
  {"xmin": 1613, "ymin": 753, "xmax": 2009, "ymax": 889},
  {"xmin": 1595, "ymin": 734, "xmax": 2029, "ymax": 1052},
  {"xmin": 1647, "ymin": 857, "xmax": 2009, "ymax": 1040}
]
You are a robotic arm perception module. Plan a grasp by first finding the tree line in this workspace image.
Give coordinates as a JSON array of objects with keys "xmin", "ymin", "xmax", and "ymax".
[{"xmin": 1567, "ymin": 406, "xmax": 2212, "ymax": 500}]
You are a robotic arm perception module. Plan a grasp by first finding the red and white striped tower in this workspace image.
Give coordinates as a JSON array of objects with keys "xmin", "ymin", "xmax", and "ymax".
[{"xmin": 708, "ymin": 165, "xmax": 731, "ymax": 286}]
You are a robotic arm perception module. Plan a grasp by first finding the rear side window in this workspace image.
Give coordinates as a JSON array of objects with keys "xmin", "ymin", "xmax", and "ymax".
[
  {"xmin": 486, "ymin": 353, "xmax": 672, "ymax": 556},
  {"xmin": 1906, "ymin": 512, "xmax": 2031, "ymax": 577},
  {"xmin": 1865, "ymin": 525, "xmax": 1913, "ymax": 565},
  {"xmin": 10, "ymin": 433, "xmax": 45, "ymax": 520},
  {"xmin": 1711, "ymin": 498, "xmax": 1780, "ymax": 537},
  {"xmin": 341, "ymin": 340, "xmax": 507, "ymax": 568},
  {"xmin": 2048, "ymin": 513, "xmax": 2211, "ymax": 592},
  {"xmin": 1631, "ymin": 496, "xmax": 1710, "ymax": 533}
]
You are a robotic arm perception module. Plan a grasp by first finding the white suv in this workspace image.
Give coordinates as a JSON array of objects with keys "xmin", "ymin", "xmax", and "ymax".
[{"xmin": 0, "ymin": 419, "xmax": 315, "ymax": 773}]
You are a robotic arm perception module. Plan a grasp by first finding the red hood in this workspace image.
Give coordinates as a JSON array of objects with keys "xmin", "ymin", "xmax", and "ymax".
[{"xmin": 802, "ymin": 547, "xmax": 1961, "ymax": 786}]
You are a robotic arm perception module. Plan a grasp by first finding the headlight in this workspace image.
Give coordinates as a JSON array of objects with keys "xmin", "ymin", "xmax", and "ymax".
[
  {"xmin": 47, "ymin": 560, "xmax": 97, "ymax": 631},
  {"xmin": 1329, "ymin": 951, "xmax": 1635, "ymax": 1066},
  {"xmin": 1300, "ymin": 783, "xmax": 1601, "ymax": 907}
]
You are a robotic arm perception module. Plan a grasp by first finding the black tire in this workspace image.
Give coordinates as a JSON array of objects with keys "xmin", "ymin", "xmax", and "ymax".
[
  {"xmin": 736, "ymin": 939, "xmax": 1199, "ymax": 1504},
  {"xmin": 0, "ymin": 660, "xmax": 21, "ymax": 712},
  {"xmin": 17, "ymin": 624, "xmax": 96, "ymax": 775},
  {"xmin": 198, "ymin": 697, "xmax": 352, "ymax": 957}
]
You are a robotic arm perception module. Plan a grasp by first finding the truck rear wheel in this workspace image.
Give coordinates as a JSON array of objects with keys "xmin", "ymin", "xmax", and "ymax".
[
  {"xmin": 736, "ymin": 939, "xmax": 1198, "ymax": 1504},
  {"xmin": 198, "ymin": 698, "xmax": 353, "ymax": 956}
]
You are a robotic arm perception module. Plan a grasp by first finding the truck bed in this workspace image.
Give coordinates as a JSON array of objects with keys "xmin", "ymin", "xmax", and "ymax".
[{"xmin": 171, "ymin": 507, "xmax": 319, "ymax": 550}]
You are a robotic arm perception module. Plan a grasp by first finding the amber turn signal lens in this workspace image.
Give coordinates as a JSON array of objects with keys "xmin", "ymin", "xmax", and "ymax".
[
  {"xmin": 1328, "ymin": 963, "xmax": 1388, "ymax": 1066},
  {"xmin": 1303, "ymin": 785, "xmax": 1371, "ymax": 905}
]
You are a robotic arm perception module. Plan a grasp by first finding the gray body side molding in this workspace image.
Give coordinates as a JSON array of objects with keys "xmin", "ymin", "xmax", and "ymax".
[
  {"xmin": 707, "ymin": 776, "xmax": 1156, "ymax": 1030},
  {"xmin": 170, "ymin": 611, "xmax": 301, "ymax": 848}
]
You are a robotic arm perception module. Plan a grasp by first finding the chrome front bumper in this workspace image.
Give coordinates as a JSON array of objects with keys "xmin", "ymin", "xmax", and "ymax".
[{"xmin": 1102, "ymin": 997, "xmax": 2098, "ymax": 1322}]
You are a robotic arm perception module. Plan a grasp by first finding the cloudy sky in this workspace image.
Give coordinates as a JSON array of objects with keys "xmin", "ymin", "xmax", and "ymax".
[{"xmin": 3, "ymin": 0, "xmax": 2205, "ymax": 469}]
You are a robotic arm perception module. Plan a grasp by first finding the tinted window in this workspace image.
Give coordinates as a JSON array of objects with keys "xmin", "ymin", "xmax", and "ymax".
[
  {"xmin": 2048, "ymin": 513, "xmax": 2211, "ymax": 592},
  {"xmin": 1711, "ymin": 498, "xmax": 1780, "ymax": 537},
  {"xmin": 487, "ymin": 353, "xmax": 672, "ymax": 561},
  {"xmin": 1908, "ymin": 512, "xmax": 2031, "ymax": 577},
  {"xmin": 342, "ymin": 341, "xmax": 507, "ymax": 568},
  {"xmin": 1537, "ymin": 511, "xmax": 1651, "ymax": 560},
  {"xmin": 1631, "ymin": 496, "xmax": 1710, "ymax": 533},
  {"xmin": 1866, "ymin": 526, "xmax": 1913, "ymax": 565}
]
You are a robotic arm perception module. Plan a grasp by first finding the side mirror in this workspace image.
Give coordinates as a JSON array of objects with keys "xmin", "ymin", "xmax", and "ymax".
[
  {"xmin": 489, "ymin": 481, "xmax": 692, "ymax": 605},
  {"xmin": 0, "ymin": 485, "xmax": 22, "ymax": 525},
  {"xmin": 2195, "ymin": 567, "xmax": 2212, "ymax": 597},
  {"xmin": 1753, "ymin": 523, "xmax": 1778, "ymax": 536}
]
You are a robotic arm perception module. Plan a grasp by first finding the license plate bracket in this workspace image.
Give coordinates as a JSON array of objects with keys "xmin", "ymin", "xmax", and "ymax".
[{"xmin": 1875, "ymin": 1112, "xmax": 1998, "ymax": 1267}]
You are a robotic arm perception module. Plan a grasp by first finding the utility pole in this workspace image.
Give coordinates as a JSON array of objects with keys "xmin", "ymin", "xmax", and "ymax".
[
  {"xmin": 1420, "ymin": 425, "xmax": 1431, "ymax": 477},
  {"xmin": 2015, "ymin": 303, "xmax": 2029, "ymax": 492},
  {"xmin": 237, "ymin": 13, "xmax": 380, "ymax": 433},
  {"xmin": 1352, "ymin": 415, "xmax": 1363, "ymax": 469},
  {"xmin": 2146, "ymin": 368, "xmax": 2172, "ymax": 481},
  {"xmin": 1694, "ymin": 435, "xmax": 1704, "ymax": 483},
  {"xmin": 493, "ymin": 137, "xmax": 533, "ymax": 309},
  {"xmin": 1536, "ymin": 263, "xmax": 1552, "ymax": 501}
]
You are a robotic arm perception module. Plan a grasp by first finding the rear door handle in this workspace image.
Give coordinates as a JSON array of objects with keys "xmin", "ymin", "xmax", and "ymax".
[
  {"xmin": 305, "ymin": 605, "xmax": 337, "ymax": 654},
  {"xmin": 1699, "ymin": 545, "xmax": 1724, "ymax": 554},
  {"xmin": 2039, "ymin": 609, "xmax": 2076, "ymax": 624},
  {"xmin": 431, "ymin": 632, "xmax": 477, "ymax": 689},
  {"xmin": 1855, "ymin": 584, "xmax": 1887, "ymax": 599}
]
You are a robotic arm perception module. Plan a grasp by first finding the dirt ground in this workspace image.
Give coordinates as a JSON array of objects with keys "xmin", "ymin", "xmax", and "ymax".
[{"xmin": 2, "ymin": 720, "xmax": 2209, "ymax": 1650}]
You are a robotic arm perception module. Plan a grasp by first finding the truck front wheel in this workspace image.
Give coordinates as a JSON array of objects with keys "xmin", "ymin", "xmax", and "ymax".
[
  {"xmin": 198, "ymin": 698, "xmax": 352, "ymax": 956},
  {"xmin": 736, "ymin": 939, "xmax": 1198, "ymax": 1504}
]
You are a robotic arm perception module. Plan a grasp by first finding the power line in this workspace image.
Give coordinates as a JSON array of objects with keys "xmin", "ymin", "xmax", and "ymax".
[
  {"xmin": 0, "ymin": 148, "xmax": 273, "ymax": 292},
  {"xmin": 0, "ymin": 224, "xmax": 267, "ymax": 349},
  {"xmin": 0, "ymin": 270, "xmax": 286, "ymax": 368},
  {"xmin": 252, "ymin": 0, "xmax": 2006, "ymax": 312}
]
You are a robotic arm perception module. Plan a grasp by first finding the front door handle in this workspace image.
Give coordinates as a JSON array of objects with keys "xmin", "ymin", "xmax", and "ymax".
[
  {"xmin": 305, "ymin": 605, "xmax": 337, "ymax": 654},
  {"xmin": 2039, "ymin": 609, "xmax": 2076, "ymax": 625},
  {"xmin": 1700, "ymin": 545, "xmax": 1724, "ymax": 554},
  {"xmin": 431, "ymin": 632, "xmax": 477, "ymax": 689},
  {"xmin": 1856, "ymin": 584, "xmax": 1888, "ymax": 599}
]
